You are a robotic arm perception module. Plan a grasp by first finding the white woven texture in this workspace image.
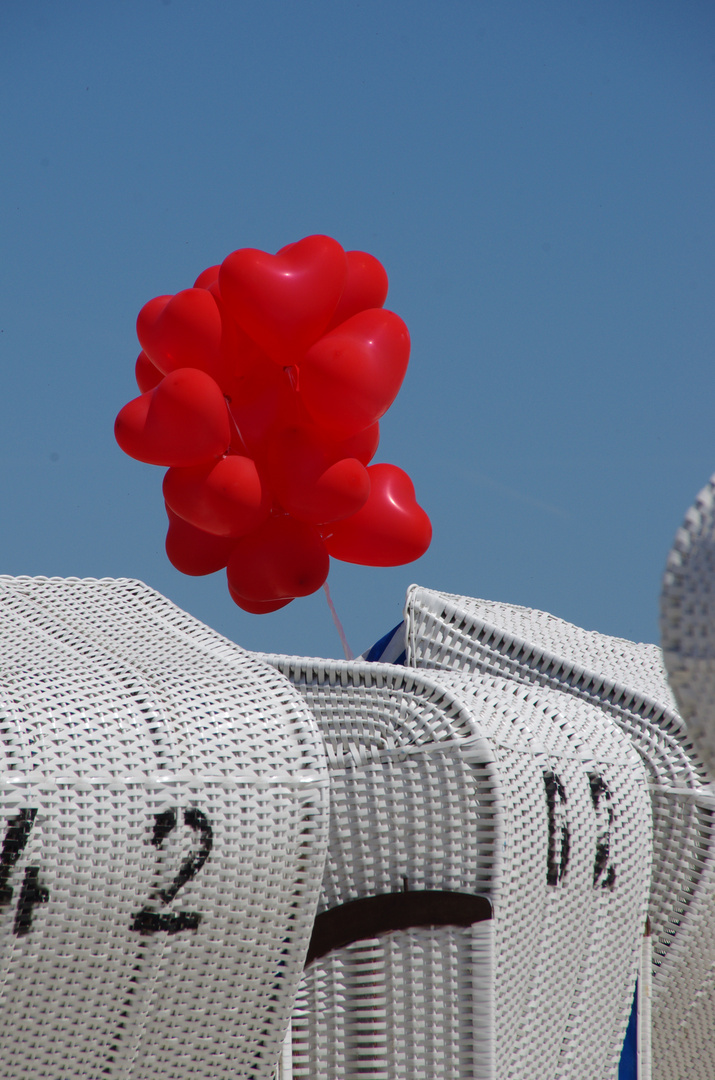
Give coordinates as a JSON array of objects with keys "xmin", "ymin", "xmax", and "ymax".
[
  {"xmin": 406, "ymin": 584, "xmax": 714, "ymax": 1080},
  {"xmin": 661, "ymin": 473, "xmax": 715, "ymax": 774},
  {"xmin": 0, "ymin": 575, "xmax": 329, "ymax": 1080},
  {"xmin": 264, "ymin": 655, "xmax": 651, "ymax": 1080},
  {"xmin": 659, "ymin": 474, "xmax": 715, "ymax": 1079}
]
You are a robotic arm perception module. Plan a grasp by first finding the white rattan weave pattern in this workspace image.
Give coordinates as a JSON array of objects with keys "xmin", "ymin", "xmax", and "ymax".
[
  {"xmin": 405, "ymin": 585, "xmax": 713, "ymax": 1080},
  {"xmin": 292, "ymin": 924, "xmax": 494, "ymax": 1080},
  {"xmin": 264, "ymin": 657, "xmax": 499, "ymax": 1080},
  {"xmin": 430, "ymin": 668, "xmax": 651, "ymax": 1080},
  {"xmin": 661, "ymin": 473, "xmax": 715, "ymax": 775},
  {"xmin": 264, "ymin": 655, "xmax": 650, "ymax": 1080},
  {"xmin": 0, "ymin": 575, "xmax": 329, "ymax": 1080},
  {"xmin": 659, "ymin": 474, "xmax": 715, "ymax": 1080}
]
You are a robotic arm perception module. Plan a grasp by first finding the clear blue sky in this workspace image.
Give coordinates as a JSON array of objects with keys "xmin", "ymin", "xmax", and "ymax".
[{"xmin": 2, "ymin": 0, "xmax": 714, "ymax": 660}]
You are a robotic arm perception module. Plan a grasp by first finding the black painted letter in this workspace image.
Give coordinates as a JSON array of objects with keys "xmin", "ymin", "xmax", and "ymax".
[{"xmin": 543, "ymin": 771, "xmax": 570, "ymax": 886}]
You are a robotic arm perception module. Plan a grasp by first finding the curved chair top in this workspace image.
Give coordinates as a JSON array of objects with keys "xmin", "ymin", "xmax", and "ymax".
[{"xmin": 0, "ymin": 574, "xmax": 328, "ymax": 1080}]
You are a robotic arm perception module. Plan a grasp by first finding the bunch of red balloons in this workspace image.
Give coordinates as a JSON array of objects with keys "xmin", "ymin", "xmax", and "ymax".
[{"xmin": 115, "ymin": 234, "xmax": 432, "ymax": 613}]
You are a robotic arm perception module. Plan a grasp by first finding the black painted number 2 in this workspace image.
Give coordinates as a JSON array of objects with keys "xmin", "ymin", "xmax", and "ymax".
[
  {"xmin": 131, "ymin": 807, "xmax": 213, "ymax": 935},
  {"xmin": 0, "ymin": 809, "xmax": 49, "ymax": 935},
  {"xmin": 588, "ymin": 773, "xmax": 616, "ymax": 890}
]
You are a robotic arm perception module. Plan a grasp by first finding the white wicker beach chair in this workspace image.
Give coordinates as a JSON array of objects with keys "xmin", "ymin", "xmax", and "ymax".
[
  {"xmin": 264, "ymin": 653, "xmax": 651, "ymax": 1080},
  {"xmin": 661, "ymin": 473, "xmax": 715, "ymax": 775},
  {"xmin": 0, "ymin": 573, "xmax": 673, "ymax": 1078},
  {"xmin": 404, "ymin": 584, "xmax": 714, "ymax": 1080},
  {"xmin": 659, "ymin": 474, "xmax": 715, "ymax": 1080},
  {"xmin": 0, "ymin": 575, "xmax": 329, "ymax": 1080}
]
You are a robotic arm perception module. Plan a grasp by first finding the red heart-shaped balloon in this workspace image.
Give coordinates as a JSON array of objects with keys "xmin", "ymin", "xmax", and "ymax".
[
  {"xmin": 334, "ymin": 421, "xmax": 380, "ymax": 465},
  {"xmin": 193, "ymin": 265, "xmax": 220, "ymax": 289},
  {"xmin": 298, "ymin": 457, "xmax": 370, "ymax": 523},
  {"xmin": 136, "ymin": 294, "xmax": 171, "ymax": 352},
  {"xmin": 219, "ymin": 235, "xmax": 347, "ymax": 365},
  {"xmin": 163, "ymin": 454, "xmax": 271, "ymax": 538},
  {"xmin": 323, "ymin": 463, "xmax": 431, "ymax": 566},
  {"xmin": 115, "ymin": 369, "xmax": 230, "ymax": 467},
  {"xmin": 226, "ymin": 515, "xmax": 329, "ymax": 602},
  {"xmin": 299, "ymin": 309, "xmax": 410, "ymax": 438},
  {"xmin": 261, "ymin": 425, "xmax": 370, "ymax": 524},
  {"xmin": 135, "ymin": 351, "xmax": 163, "ymax": 393},
  {"xmin": 136, "ymin": 288, "xmax": 252, "ymax": 390},
  {"xmin": 227, "ymin": 580, "xmax": 293, "ymax": 614},
  {"xmin": 165, "ymin": 506, "xmax": 238, "ymax": 576},
  {"xmin": 325, "ymin": 250, "xmax": 389, "ymax": 331}
]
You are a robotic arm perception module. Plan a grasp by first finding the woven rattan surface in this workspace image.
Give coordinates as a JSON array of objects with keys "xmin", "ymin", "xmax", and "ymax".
[
  {"xmin": 264, "ymin": 655, "xmax": 651, "ymax": 1080},
  {"xmin": 661, "ymin": 473, "xmax": 715, "ymax": 775},
  {"xmin": 406, "ymin": 584, "xmax": 715, "ymax": 1080},
  {"xmin": 0, "ymin": 575, "xmax": 329, "ymax": 1080},
  {"xmin": 659, "ymin": 474, "xmax": 715, "ymax": 1079}
]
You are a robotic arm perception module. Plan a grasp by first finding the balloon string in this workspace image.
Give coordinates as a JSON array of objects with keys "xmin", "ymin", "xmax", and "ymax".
[
  {"xmin": 223, "ymin": 395, "xmax": 249, "ymax": 455},
  {"xmin": 323, "ymin": 582, "xmax": 354, "ymax": 661}
]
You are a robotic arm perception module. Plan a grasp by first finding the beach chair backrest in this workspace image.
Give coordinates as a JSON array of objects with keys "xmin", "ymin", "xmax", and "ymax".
[
  {"xmin": 265, "ymin": 653, "xmax": 651, "ymax": 1080},
  {"xmin": 406, "ymin": 584, "xmax": 713, "ymax": 1080},
  {"xmin": 0, "ymin": 575, "xmax": 329, "ymax": 1080}
]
